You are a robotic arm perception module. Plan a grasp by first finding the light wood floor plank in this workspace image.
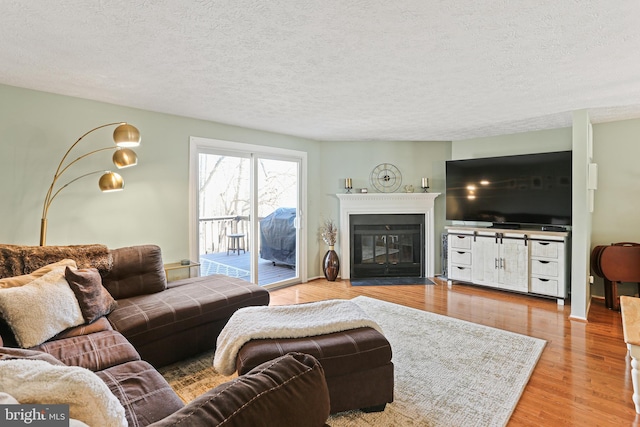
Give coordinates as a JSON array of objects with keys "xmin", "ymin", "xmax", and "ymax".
[{"xmin": 269, "ymin": 277, "xmax": 638, "ymax": 426}]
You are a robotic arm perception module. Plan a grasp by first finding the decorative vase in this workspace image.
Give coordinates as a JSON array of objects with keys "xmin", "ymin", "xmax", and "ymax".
[{"xmin": 323, "ymin": 246, "xmax": 340, "ymax": 281}]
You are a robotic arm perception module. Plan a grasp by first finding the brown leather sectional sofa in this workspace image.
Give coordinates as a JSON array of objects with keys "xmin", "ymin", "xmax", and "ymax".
[{"xmin": 0, "ymin": 244, "xmax": 331, "ymax": 426}]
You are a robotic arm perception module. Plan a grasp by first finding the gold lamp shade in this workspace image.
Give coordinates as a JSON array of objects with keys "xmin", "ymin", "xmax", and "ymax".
[
  {"xmin": 40, "ymin": 122, "xmax": 141, "ymax": 246},
  {"xmin": 113, "ymin": 148, "xmax": 138, "ymax": 168},
  {"xmin": 113, "ymin": 124, "xmax": 141, "ymax": 147},
  {"xmin": 98, "ymin": 172, "xmax": 125, "ymax": 192}
]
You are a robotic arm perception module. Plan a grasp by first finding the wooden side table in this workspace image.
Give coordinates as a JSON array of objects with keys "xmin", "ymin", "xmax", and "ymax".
[
  {"xmin": 164, "ymin": 261, "xmax": 201, "ymax": 282},
  {"xmin": 620, "ymin": 295, "xmax": 640, "ymax": 413}
]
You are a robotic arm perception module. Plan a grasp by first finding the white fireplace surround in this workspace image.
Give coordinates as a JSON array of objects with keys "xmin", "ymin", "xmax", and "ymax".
[{"xmin": 336, "ymin": 193, "xmax": 440, "ymax": 280}]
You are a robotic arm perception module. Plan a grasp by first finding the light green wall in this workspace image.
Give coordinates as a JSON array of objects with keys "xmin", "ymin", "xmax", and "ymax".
[
  {"xmin": 452, "ymin": 120, "xmax": 640, "ymax": 302},
  {"xmin": 0, "ymin": 84, "xmax": 451, "ymax": 279},
  {"xmin": 452, "ymin": 127, "xmax": 573, "ymax": 159},
  {"xmin": 0, "ymin": 84, "xmax": 322, "ymax": 272},
  {"xmin": 571, "ymin": 110, "xmax": 592, "ymax": 320},
  {"xmin": 3, "ymin": 82, "xmax": 639, "ymax": 298},
  {"xmin": 317, "ymin": 140, "xmax": 452, "ymax": 275},
  {"xmin": 591, "ymin": 118, "xmax": 640, "ymax": 298}
]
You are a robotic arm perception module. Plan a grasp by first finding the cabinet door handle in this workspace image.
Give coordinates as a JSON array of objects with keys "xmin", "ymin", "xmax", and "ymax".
[
  {"xmin": 538, "ymin": 260, "xmax": 550, "ymax": 264},
  {"xmin": 538, "ymin": 278, "xmax": 550, "ymax": 282},
  {"xmin": 539, "ymin": 242, "xmax": 550, "ymax": 246},
  {"xmin": 457, "ymin": 251, "xmax": 465, "ymax": 254},
  {"xmin": 495, "ymin": 258, "xmax": 498, "ymax": 269},
  {"xmin": 500, "ymin": 258, "xmax": 504, "ymax": 269}
]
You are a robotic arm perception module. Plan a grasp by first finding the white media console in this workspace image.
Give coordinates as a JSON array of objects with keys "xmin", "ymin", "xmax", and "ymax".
[{"xmin": 446, "ymin": 226, "xmax": 570, "ymax": 303}]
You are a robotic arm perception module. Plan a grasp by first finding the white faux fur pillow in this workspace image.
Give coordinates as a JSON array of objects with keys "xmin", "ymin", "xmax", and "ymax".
[
  {"xmin": 0, "ymin": 267, "xmax": 84, "ymax": 347},
  {"xmin": 0, "ymin": 359, "xmax": 126, "ymax": 427},
  {"xmin": 0, "ymin": 392, "xmax": 90, "ymax": 427},
  {"xmin": 0, "ymin": 259, "xmax": 77, "ymax": 289}
]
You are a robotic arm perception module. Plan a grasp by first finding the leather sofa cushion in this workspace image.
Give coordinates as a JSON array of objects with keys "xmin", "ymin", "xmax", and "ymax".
[
  {"xmin": 108, "ymin": 275, "xmax": 269, "ymax": 348},
  {"xmin": 102, "ymin": 245, "xmax": 167, "ymax": 299},
  {"xmin": 1, "ymin": 314, "xmax": 113, "ymax": 348},
  {"xmin": 31, "ymin": 330, "xmax": 140, "ymax": 371},
  {"xmin": 52, "ymin": 316, "xmax": 113, "ymax": 340},
  {"xmin": 149, "ymin": 352, "xmax": 330, "ymax": 427},
  {"xmin": 0, "ymin": 346, "xmax": 65, "ymax": 365},
  {"xmin": 96, "ymin": 360, "xmax": 184, "ymax": 427}
]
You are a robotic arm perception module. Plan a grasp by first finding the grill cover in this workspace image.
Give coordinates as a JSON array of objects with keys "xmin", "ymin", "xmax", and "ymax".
[{"xmin": 259, "ymin": 208, "xmax": 296, "ymax": 266}]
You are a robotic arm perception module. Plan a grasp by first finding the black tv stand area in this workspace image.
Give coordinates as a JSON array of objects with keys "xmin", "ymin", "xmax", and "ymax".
[
  {"xmin": 541, "ymin": 225, "xmax": 567, "ymax": 232},
  {"xmin": 489, "ymin": 223, "xmax": 521, "ymax": 229}
]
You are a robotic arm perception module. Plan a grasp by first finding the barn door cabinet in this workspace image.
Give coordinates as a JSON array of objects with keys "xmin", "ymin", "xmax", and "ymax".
[{"xmin": 447, "ymin": 227, "xmax": 570, "ymax": 303}]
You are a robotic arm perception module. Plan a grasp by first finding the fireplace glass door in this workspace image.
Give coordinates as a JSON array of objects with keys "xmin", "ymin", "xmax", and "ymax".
[{"xmin": 350, "ymin": 214, "xmax": 424, "ymax": 278}]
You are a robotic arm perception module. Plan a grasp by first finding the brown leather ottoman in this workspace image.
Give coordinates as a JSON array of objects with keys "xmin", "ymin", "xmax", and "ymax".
[{"xmin": 236, "ymin": 326, "xmax": 393, "ymax": 414}]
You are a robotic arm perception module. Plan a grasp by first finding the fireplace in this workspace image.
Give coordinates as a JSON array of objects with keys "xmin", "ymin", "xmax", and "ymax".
[
  {"xmin": 337, "ymin": 193, "xmax": 440, "ymax": 280},
  {"xmin": 350, "ymin": 214, "xmax": 424, "ymax": 278}
]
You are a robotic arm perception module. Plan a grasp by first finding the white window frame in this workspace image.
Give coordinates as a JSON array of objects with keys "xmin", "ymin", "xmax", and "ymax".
[{"xmin": 189, "ymin": 136, "xmax": 308, "ymax": 287}]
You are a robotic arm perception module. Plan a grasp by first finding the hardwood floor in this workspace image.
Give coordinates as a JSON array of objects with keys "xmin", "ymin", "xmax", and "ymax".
[{"xmin": 269, "ymin": 278, "xmax": 638, "ymax": 426}]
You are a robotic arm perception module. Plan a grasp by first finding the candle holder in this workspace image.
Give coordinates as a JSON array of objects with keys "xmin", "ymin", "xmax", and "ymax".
[
  {"xmin": 345, "ymin": 178, "xmax": 353, "ymax": 193},
  {"xmin": 421, "ymin": 178, "xmax": 430, "ymax": 192}
]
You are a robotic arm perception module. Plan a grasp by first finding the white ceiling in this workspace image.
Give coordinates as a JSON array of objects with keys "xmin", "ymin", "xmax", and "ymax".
[{"xmin": 2, "ymin": 0, "xmax": 640, "ymax": 141}]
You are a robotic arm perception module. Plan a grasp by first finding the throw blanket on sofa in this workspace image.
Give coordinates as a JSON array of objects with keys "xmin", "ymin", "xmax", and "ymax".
[
  {"xmin": 213, "ymin": 299, "xmax": 383, "ymax": 375},
  {"xmin": 0, "ymin": 244, "xmax": 112, "ymax": 279},
  {"xmin": 0, "ymin": 359, "xmax": 127, "ymax": 427}
]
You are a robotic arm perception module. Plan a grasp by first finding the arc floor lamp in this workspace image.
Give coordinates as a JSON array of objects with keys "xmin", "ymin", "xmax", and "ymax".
[{"xmin": 39, "ymin": 122, "xmax": 141, "ymax": 246}]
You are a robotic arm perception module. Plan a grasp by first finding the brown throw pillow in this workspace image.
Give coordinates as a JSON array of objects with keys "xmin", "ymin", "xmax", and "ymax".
[{"xmin": 65, "ymin": 267, "xmax": 117, "ymax": 324}]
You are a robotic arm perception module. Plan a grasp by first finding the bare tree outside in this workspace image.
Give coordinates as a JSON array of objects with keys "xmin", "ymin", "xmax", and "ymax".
[{"xmin": 198, "ymin": 154, "xmax": 297, "ymax": 255}]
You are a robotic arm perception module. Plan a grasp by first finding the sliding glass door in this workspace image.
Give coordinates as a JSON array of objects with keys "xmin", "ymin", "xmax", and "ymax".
[{"xmin": 190, "ymin": 138, "xmax": 306, "ymax": 288}]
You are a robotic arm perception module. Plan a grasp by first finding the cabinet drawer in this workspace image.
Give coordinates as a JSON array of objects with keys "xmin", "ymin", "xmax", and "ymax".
[
  {"xmin": 450, "ymin": 265, "xmax": 472, "ymax": 282},
  {"xmin": 450, "ymin": 250, "xmax": 471, "ymax": 265},
  {"xmin": 531, "ymin": 241, "xmax": 560, "ymax": 259},
  {"xmin": 531, "ymin": 259, "xmax": 559, "ymax": 277},
  {"xmin": 449, "ymin": 234, "xmax": 472, "ymax": 250},
  {"xmin": 530, "ymin": 277, "xmax": 559, "ymax": 296}
]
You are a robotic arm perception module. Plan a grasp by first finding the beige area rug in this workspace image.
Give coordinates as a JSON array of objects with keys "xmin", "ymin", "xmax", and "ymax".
[{"xmin": 158, "ymin": 296, "xmax": 546, "ymax": 426}]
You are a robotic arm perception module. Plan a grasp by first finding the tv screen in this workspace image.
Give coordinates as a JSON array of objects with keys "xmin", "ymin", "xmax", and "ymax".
[{"xmin": 445, "ymin": 151, "xmax": 572, "ymax": 227}]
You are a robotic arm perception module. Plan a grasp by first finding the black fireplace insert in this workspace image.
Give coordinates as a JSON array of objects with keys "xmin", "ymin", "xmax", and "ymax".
[{"xmin": 350, "ymin": 214, "xmax": 424, "ymax": 278}]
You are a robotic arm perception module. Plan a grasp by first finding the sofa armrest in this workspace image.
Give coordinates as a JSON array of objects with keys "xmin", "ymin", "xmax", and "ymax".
[
  {"xmin": 101, "ymin": 245, "xmax": 167, "ymax": 299},
  {"xmin": 150, "ymin": 352, "xmax": 330, "ymax": 427}
]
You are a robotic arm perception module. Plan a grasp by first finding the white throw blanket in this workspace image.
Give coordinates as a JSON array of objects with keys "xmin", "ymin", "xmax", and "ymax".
[
  {"xmin": 213, "ymin": 299, "xmax": 383, "ymax": 375},
  {"xmin": 0, "ymin": 359, "xmax": 127, "ymax": 427}
]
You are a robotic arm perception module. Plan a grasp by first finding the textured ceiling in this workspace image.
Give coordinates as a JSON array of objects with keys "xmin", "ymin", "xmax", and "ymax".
[{"xmin": 2, "ymin": 0, "xmax": 640, "ymax": 141}]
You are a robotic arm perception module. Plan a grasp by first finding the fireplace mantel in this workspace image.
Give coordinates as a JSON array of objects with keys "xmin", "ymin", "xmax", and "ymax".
[{"xmin": 336, "ymin": 193, "xmax": 440, "ymax": 279}]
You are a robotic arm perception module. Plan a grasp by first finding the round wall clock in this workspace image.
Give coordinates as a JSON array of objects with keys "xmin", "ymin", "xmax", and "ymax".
[{"xmin": 370, "ymin": 163, "xmax": 402, "ymax": 193}]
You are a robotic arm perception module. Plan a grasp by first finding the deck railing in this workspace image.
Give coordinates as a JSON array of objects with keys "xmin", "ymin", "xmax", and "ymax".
[{"xmin": 199, "ymin": 216, "xmax": 250, "ymax": 254}]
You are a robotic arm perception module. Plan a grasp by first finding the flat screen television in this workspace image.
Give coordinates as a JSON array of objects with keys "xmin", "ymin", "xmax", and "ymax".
[{"xmin": 445, "ymin": 151, "xmax": 572, "ymax": 228}]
